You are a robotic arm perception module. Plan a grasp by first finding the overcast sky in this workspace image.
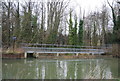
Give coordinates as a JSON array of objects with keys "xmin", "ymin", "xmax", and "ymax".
[
  {"xmin": 2, "ymin": 0, "xmax": 116, "ymax": 17},
  {"xmin": 69, "ymin": 0, "xmax": 115, "ymax": 16}
]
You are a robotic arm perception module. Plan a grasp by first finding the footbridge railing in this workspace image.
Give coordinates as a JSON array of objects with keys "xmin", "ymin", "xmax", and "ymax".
[{"xmin": 21, "ymin": 43, "xmax": 112, "ymax": 57}]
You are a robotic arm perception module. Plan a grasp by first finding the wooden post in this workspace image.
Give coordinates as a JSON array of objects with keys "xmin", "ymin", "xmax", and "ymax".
[
  {"xmin": 24, "ymin": 52, "xmax": 27, "ymax": 58},
  {"xmin": 76, "ymin": 53, "xmax": 79, "ymax": 56},
  {"xmin": 57, "ymin": 53, "xmax": 59, "ymax": 56}
]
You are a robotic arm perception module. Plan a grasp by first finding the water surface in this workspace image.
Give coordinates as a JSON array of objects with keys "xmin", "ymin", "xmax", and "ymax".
[{"xmin": 2, "ymin": 58, "xmax": 119, "ymax": 79}]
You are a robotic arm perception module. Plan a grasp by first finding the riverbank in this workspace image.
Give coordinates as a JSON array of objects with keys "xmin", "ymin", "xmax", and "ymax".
[
  {"xmin": 2, "ymin": 53, "xmax": 25, "ymax": 59},
  {"xmin": 2, "ymin": 47, "xmax": 25, "ymax": 59}
]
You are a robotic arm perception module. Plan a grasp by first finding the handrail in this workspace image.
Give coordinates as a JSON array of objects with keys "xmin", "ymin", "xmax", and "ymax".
[
  {"xmin": 22, "ymin": 47, "xmax": 104, "ymax": 51},
  {"xmin": 21, "ymin": 43, "xmax": 112, "ymax": 48},
  {"xmin": 26, "ymin": 51, "xmax": 105, "ymax": 54}
]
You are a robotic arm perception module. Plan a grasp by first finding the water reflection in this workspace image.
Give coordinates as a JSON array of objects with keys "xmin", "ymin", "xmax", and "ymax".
[
  {"xmin": 56, "ymin": 61, "xmax": 68, "ymax": 79},
  {"xmin": 2, "ymin": 58, "xmax": 118, "ymax": 79}
]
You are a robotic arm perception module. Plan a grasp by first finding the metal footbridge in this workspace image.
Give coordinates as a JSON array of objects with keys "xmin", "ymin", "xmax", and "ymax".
[{"xmin": 22, "ymin": 43, "xmax": 111, "ymax": 57}]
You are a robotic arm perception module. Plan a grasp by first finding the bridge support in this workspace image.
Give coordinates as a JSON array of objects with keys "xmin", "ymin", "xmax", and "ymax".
[
  {"xmin": 76, "ymin": 53, "xmax": 79, "ymax": 56},
  {"xmin": 24, "ymin": 52, "xmax": 27, "ymax": 58},
  {"xmin": 36, "ymin": 53, "xmax": 39, "ymax": 58},
  {"xmin": 57, "ymin": 53, "xmax": 59, "ymax": 56},
  {"xmin": 33, "ymin": 53, "xmax": 39, "ymax": 58}
]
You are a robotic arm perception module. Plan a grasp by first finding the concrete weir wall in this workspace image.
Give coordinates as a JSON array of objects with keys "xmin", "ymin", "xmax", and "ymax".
[
  {"xmin": 33, "ymin": 53, "xmax": 39, "ymax": 58},
  {"xmin": 25, "ymin": 50, "xmax": 106, "ymax": 58},
  {"xmin": 24, "ymin": 52, "xmax": 107, "ymax": 59}
]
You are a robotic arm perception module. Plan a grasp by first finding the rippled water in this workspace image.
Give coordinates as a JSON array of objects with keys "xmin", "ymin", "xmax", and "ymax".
[{"xmin": 2, "ymin": 58, "xmax": 119, "ymax": 79}]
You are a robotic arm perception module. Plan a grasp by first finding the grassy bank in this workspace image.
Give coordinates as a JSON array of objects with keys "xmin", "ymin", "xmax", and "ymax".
[
  {"xmin": 2, "ymin": 47, "xmax": 24, "ymax": 54},
  {"xmin": 2, "ymin": 48, "xmax": 25, "ymax": 59}
]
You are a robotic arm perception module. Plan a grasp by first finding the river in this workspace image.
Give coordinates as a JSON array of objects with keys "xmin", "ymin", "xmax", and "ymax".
[{"xmin": 2, "ymin": 58, "xmax": 119, "ymax": 79}]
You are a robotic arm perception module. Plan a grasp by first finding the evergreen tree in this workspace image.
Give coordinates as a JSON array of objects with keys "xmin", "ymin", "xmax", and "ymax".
[
  {"xmin": 73, "ymin": 17, "xmax": 78, "ymax": 45},
  {"xmin": 108, "ymin": 1, "xmax": 120, "ymax": 44},
  {"xmin": 68, "ymin": 11, "xmax": 74, "ymax": 45},
  {"xmin": 92, "ymin": 22, "xmax": 98, "ymax": 46},
  {"xmin": 21, "ymin": 2, "xmax": 32, "ymax": 43},
  {"xmin": 78, "ymin": 20, "xmax": 83, "ymax": 45},
  {"xmin": 115, "ymin": 9, "xmax": 120, "ymax": 43},
  {"xmin": 30, "ymin": 15, "xmax": 38, "ymax": 43}
]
